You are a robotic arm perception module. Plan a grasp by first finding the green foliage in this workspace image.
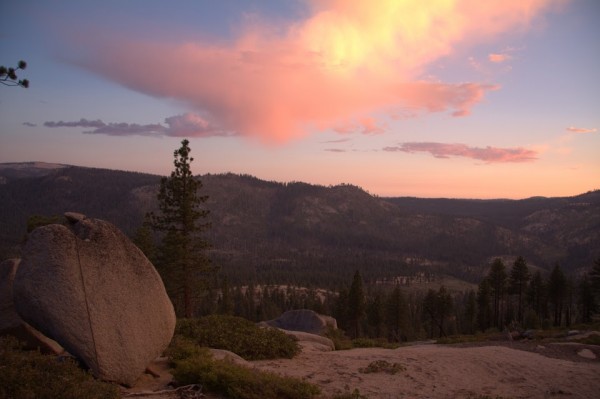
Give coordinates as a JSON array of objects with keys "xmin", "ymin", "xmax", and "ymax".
[
  {"xmin": 351, "ymin": 338, "xmax": 400, "ymax": 349},
  {"xmin": 347, "ymin": 270, "xmax": 366, "ymax": 338},
  {"xmin": 149, "ymin": 139, "xmax": 214, "ymax": 317},
  {"xmin": 436, "ymin": 334, "xmax": 486, "ymax": 345},
  {"xmin": 358, "ymin": 360, "xmax": 405, "ymax": 375},
  {"xmin": 168, "ymin": 338, "xmax": 319, "ymax": 399},
  {"xmin": 575, "ymin": 333, "xmax": 600, "ymax": 346},
  {"xmin": 324, "ymin": 327, "xmax": 354, "ymax": 350},
  {"xmin": 175, "ymin": 315, "xmax": 300, "ymax": 360},
  {"xmin": 0, "ymin": 336, "xmax": 120, "ymax": 399}
]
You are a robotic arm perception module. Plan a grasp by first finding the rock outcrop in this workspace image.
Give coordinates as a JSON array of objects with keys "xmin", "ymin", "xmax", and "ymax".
[
  {"xmin": 264, "ymin": 309, "xmax": 337, "ymax": 335},
  {"xmin": 0, "ymin": 258, "xmax": 63, "ymax": 354},
  {"xmin": 13, "ymin": 213, "xmax": 176, "ymax": 386}
]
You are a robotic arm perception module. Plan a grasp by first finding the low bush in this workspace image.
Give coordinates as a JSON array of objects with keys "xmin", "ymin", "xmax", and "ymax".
[
  {"xmin": 576, "ymin": 333, "xmax": 600, "ymax": 346},
  {"xmin": 169, "ymin": 338, "xmax": 320, "ymax": 399},
  {"xmin": 0, "ymin": 336, "xmax": 120, "ymax": 399},
  {"xmin": 436, "ymin": 334, "xmax": 484, "ymax": 345},
  {"xmin": 358, "ymin": 360, "xmax": 405, "ymax": 375},
  {"xmin": 176, "ymin": 315, "xmax": 300, "ymax": 360}
]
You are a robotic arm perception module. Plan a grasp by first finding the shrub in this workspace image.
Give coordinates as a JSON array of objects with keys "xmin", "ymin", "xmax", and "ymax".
[
  {"xmin": 0, "ymin": 336, "xmax": 120, "ymax": 399},
  {"xmin": 351, "ymin": 338, "xmax": 376, "ymax": 348},
  {"xmin": 576, "ymin": 333, "xmax": 600, "ymax": 346},
  {"xmin": 176, "ymin": 315, "xmax": 300, "ymax": 360},
  {"xmin": 324, "ymin": 327, "xmax": 353, "ymax": 350},
  {"xmin": 358, "ymin": 360, "xmax": 405, "ymax": 375},
  {"xmin": 169, "ymin": 338, "xmax": 320, "ymax": 399}
]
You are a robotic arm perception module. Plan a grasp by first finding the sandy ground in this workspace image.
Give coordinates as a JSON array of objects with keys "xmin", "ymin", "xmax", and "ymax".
[
  {"xmin": 124, "ymin": 340, "xmax": 600, "ymax": 399},
  {"xmin": 251, "ymin": 341, "xmax": 600, "ymax": 399}
]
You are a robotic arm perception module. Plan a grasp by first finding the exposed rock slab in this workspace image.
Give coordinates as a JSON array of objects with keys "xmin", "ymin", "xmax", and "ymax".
[{"xmin": 14, "ymin": 213, "xmax": 176, "ymax": 386}]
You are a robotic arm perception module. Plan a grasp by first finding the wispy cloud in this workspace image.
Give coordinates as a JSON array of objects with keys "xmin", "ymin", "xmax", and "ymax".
[
  {"xmin": 321, "ymin": 138, "xmax": 352, "ymax": 144},
  {"xmin": 324, "ymin": 148, "xmax": 347, "ymax": 153},
  {"xmin": 384, "ymin": 142, "xmax": 538, "ymax": 163},
  {"xmin": 70, "ymin": 1, "xmax": 557, "ymax": 142},
  {"xmin": 43, "ymin": 113, "xmax": 232, "ymax": 138},
  {"xmin": 44, "ymin": 118, "xmax": 105, "ymax": 128},
  {"xmin": 566, "ymin": 126, "xmax": 597, "ymax": 134},
  {"xmin": 22, "ymin": 122, "xmax": 37, "ymax": 127}
]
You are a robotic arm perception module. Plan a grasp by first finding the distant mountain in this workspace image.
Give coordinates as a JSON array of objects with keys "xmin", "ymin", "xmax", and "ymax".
[{"xmin": 1, "ymin": 162, "xmax": 598, "ymax": 288}]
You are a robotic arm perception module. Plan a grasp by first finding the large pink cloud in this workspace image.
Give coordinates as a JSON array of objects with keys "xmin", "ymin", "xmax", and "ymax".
[
  {"xmin": 74, "ymin": 0, "xmax": 560, "ymax": 142},
  {"xmin": 385, "ymin": 142, "xmax": 538, "ymax": 163}
]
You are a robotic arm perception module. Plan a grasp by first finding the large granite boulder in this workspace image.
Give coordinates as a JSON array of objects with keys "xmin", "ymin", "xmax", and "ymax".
[
  {"xmin": 264, "ymin": 309, "xmax": 337, "ymax": 335},
  {"xmin": 13, "ymin": 213, "xmax": 176, "ymax": 386},
  {"xmin": 0, "ymin": 258, "xmax": 63, "ymax": 354}
]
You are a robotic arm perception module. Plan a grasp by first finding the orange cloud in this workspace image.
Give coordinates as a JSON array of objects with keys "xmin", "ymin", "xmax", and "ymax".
[
  {"xmin": 77, "ymin": 0, "xmax": 560, "ymax": 142},
  {"xmin": 385, "ymin": 142, "xmax": 538, "ymax": 163},
  {"xmin": 566, "ymin": 126, "xmax": 597, "ymax": 134},
  {"xmin": 488, "ymin": 53, "xmax": 512, "ymax": 63}
]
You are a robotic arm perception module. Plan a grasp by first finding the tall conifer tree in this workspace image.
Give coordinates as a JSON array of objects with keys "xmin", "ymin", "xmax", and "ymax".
[
  {"xmin": 510, "ymin": 256, "xmax": 530, "ymax": 324},
  {"xmin": 150, "ymin": 139, "xmax": 214, "ymax": 317}
]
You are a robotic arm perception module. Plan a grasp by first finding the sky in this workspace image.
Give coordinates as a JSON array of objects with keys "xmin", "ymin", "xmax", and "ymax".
[{"xmin": 0, "ymin": 0, "xmax": 598, "ymax": 199}]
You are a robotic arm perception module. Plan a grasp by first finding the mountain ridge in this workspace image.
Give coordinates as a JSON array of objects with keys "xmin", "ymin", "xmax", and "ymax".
[{"xmin": 1, "ymin": 162, "xmax": 598, "ymax": 287}]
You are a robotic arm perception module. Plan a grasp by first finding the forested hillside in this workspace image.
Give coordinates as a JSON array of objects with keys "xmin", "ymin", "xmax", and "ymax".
[{"xmin": 1, "ymin": 162, "xmax": 599, "ymax": 289}]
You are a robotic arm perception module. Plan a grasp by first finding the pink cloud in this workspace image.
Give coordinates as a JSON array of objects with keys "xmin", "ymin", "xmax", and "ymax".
[
  {"xmin": 566, "ymin": 126, "xmax": 597, "ymax": 134},
  {"xmin": 384, "ymin": 142, "xmax": 538, "ymax": 163},
  {"xmin": 73, "ymin": 0, "xmax": 559, "ymax": 142},
  {"xmin": 488, "ymin": 53, "xmax": 512, "ymax": 63}
]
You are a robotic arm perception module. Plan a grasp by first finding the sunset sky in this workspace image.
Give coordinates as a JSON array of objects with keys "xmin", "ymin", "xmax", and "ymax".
[{"xmin": 1, "ymin": 0, "xmax": 598, "ymax": 199}]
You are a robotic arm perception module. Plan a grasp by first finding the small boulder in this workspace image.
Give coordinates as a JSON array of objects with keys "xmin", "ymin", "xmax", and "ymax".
[
  {"xmin": 14, "ymin": 213, "xmax": 176, "ymax": 386},
  {"xmin": 0, "ymin": 258, "xmax": 63, "ymax": 354},
  {"xmin": 264, "ymin": 309, "xmax": 337, "ymax": 335},
  {"xmin": 577, "ymin": 348, "xmax": 596, "ymax": 360}
]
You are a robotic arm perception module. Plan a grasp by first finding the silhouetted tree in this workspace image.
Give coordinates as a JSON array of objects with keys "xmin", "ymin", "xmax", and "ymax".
[
  {"xmin": 509, "ymin": 256, "xmax": 530, "ymax": 324},
  {"xmin": 149, "ymin": 139, "xmax": 215, "ymax": 317},
  {"xmin": 578, "ymin": 276, "xmax": 596, "ymax": 323},
  {"xmin": 548, "ymin": 264, "xmax": 567, "ymax": 326},
  {"xmin": 386, "ymin": 286, "xmax": 408, "ymax": 342},
  {"xmin": 366, "ymin": 292, "xmax": 386, "ymax": 339},
  {"xmin": 527, "ymin": 270, "xmax": 547, "ymax": 322},
  {"xmin": 132, "ymin": 216, "xmax": 156, "ymax": 263},
  {"xmin": 218, "ymin": 277, "xmax": 234, "ymax": 315},
  {"xmin": 590, "ymin": 258, "xmax": 600, "ymax": 298},
  {"xmin": 1, "ymin": 60, "xmax": 29, "ymax": 88},
  {"xmin": 347, "ymin": 270, "xmax": 366, "ymax": 338},
  {"xmin": 463, "ymin": 289, "xmax": 477, "ymax": 334},
  {"xmin": 477, "ymin": 279, "xmax": 492, "ymax": 331},
  {"xmin": 488, "ymin": 258, "xmax": 507, "ymax": 328}
]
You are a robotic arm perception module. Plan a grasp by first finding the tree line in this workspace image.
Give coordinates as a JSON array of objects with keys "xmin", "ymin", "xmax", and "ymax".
[{"xmin": 136, "ymin": 139, "xmax": 600, "ymax": 342}]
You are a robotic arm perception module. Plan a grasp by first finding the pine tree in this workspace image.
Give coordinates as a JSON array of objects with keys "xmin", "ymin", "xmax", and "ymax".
[
  {"xmin": 578, "ymin": 276, "xmax": 596, "ymax": 323},
  {"xmin": 488, "ymin": 258, "xmax": 507, "ymax": 328},
  {"xmin": 477, "ymin": 279, "xmax": 492, "ymax": 332},
  {"xmin": 367, "ymin": 292, "xmax": 386, "ymax": 339},
  {"xmin": 509, "ymin": 256, "xmax": 530, "ymax": 324},
  {"xmin": 464, "ymin": 290, "xmax": 477, "ymax": 335},
  {"xmin": 149, "ymin": 139, "xmax": 215, "ymax": 318},
  {"xmin": 590, "ymin": 258, "xmax": 600, "ymax": 297},
  {"xmin": 347, "ymin": 270, "xmax": 366, "ymax": 338},
  {"xmin": 386, "ymin": 286, "xmax": 407, "ymax": 342},
  {"xmin": 527, "ymin": 270, "xmax": 547, "ymax": 322},
  {"xmin": 548, "ymin": 264, "xmax": 567, "ymax": 326}
]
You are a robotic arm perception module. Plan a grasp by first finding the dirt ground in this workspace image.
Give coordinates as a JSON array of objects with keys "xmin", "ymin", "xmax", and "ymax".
[{"xmin": 123, "ymin": 339, "xmax": 600, "ymax": 399}]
